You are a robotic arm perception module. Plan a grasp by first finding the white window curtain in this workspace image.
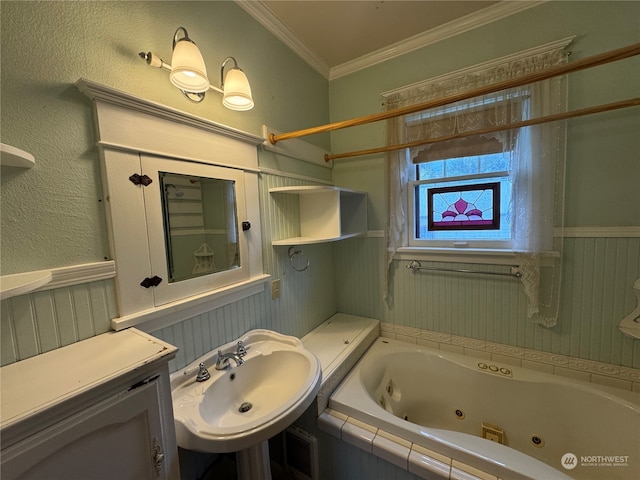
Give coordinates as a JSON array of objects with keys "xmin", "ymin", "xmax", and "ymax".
[{"xmin": 384, "ymin": 39, "xmax": 571, "ymax": 327}]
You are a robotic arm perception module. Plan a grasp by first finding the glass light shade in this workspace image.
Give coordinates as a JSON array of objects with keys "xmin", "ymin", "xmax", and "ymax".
[
  {"xmin": 222, "ymin": 68, "xmax": 254, "ymax": 111},
  {"xmin": 170, "ymin": 39, "xmax": 210, "ymax": 93}
]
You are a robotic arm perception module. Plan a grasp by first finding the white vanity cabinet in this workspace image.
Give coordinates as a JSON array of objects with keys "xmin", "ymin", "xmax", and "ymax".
[{"xmin": 1, "ymin": 328, "xmax": 179, "ymax": 480}]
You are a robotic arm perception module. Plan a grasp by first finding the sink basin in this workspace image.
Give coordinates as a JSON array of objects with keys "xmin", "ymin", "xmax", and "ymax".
[{"xmin": 170, "ymin": 330, "xmax": 322, "ymax": 453}]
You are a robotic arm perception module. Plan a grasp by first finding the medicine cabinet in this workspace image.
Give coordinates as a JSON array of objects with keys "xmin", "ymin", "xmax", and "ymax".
[
  {"xmin": 269, "ymin": 186, "xmax": 367, "ymax": 245},
  {"xmin": 77, "ymin": 78, "xmax": 268, "ymax": 332},
  {"xmin": 103, "ymin": 153, "xmax": 254, "ymax": 316}
]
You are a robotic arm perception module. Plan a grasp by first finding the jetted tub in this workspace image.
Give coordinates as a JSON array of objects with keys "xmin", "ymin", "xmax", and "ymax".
[{"xmin": 330, "ymin": 337, "xmax": 640, "ymax": 480}]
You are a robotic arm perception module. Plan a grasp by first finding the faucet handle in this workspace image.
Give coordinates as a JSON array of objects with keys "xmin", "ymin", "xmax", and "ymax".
[
  {"xmin": 196, "ymin": 362, "xmax": 210, "ymax": 382},
  {"xmin": 236, "ymin": 341, "xmax": 247, "ymax": 357}
]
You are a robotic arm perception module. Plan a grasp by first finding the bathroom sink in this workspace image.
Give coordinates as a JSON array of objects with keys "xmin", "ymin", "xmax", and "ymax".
[{"xmin": 170, "ymin": 330, "xmax": 322, "ymax": 453}]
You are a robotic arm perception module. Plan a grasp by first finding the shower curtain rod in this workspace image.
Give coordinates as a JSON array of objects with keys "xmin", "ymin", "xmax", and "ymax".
[
  {"xmin": 267, "ymin": 42, "xmax": 640, "ymax": 145},
  {"xmin": 324, "ymin": 97, "xmax": 640, "ymax": 161}
]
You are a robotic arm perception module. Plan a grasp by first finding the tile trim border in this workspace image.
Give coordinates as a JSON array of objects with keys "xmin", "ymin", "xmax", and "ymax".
[
  {"xmin": 380, "ymin": 322, "xmax": 640, "ymax": 394},
  {"xmin": 318, "ymin": 409, "xmax": 497, "ymax": 480}
]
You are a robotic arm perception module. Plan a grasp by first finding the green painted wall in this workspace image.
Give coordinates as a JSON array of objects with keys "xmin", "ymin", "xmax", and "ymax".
[
  {"xmin": 0, "ymin": 0, "xmax": 330, "ymax": 275},
  {"xmin": 330, "ymin": 0, "xmax": 640, "ymax": 229},
  {"xmin": 2, "ymin": 1, "xmax": 638, "ymax": 369},
  {"xmin": 331, "ymin": 1, "xmax": 640, "ymax": 369},
  {"xmin": 0, "ymin": 1, "xmax": 336, "ymax": 369},
  {"xmin": 1, "ymin": 2, "xmax": 638, "ymax": 477}
]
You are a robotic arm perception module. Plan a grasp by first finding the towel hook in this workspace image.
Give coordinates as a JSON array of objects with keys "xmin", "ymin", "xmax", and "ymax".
[{"xmin": 288, "ymin": 246, "xmax": 309, "ymax": 272}]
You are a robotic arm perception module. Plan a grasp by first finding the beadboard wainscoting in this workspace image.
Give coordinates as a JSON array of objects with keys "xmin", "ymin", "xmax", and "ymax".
[
  {"xmin": 1, "ymin": 280, "xmax": 116, "ymax": 366},
  {"xmin": 335, "ymin": 234, "xmax": 640, "ymax": 369},
  {"xmin": 0, "ymin": 172, "xmax": 340, "ymax": 373}
]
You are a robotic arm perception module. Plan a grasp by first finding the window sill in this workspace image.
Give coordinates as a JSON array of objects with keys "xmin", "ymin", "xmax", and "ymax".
[{"xmin": 395, "ymin": 247, "xmax": 557, "ymax": 266}]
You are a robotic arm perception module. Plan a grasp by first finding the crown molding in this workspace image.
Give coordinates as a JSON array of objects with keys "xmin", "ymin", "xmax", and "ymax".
[
  {"xmin": 236, "ymin": 1, "xmax": 546, "ymax": 81},
  {"xmin": 330, "ymin": 1, "xmax": 547, "ymax": 80},
  {"xmin": 235, "ymin": 1, "xmax": 330, "ymax": 78}
]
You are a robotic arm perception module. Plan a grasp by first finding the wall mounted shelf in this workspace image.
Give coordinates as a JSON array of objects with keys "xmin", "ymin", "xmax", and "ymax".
[
  {"xmin": 0, "ymin": 270, "xmax": 52, "ymax": 300},
  {"xmin": 0, "ymin": 261, "xmax": 116, "ymax": 301},
  {"xmin": 0, "ymin": 144, "xmax": 35, "ymax": 168},
  {"xmin": 269, "ymin": 186, "xmax": 367, "ymax": 245}
]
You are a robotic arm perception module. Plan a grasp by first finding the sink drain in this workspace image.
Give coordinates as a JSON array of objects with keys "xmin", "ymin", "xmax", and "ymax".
[{"xmin": 239, "ymin": 402, "xmax": 253, "ymax": 413}]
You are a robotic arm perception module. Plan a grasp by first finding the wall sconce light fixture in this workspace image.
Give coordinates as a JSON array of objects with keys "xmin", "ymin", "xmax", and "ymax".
[{"xmin": 139, "ymin": 27, "xmax": 254, "ymax": 111}]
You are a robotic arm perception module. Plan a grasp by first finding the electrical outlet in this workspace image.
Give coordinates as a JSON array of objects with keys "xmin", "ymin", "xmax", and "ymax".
[{"xmin": 271, "ymin": 279, "xmax": 281, "ymax": 299}]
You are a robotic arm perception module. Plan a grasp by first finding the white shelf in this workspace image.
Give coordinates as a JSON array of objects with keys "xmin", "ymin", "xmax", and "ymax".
[
  {"xmin": 269, "ymin": 186, "xmax": 367, "ymax": 245},
  {"xmin": 0, "ymin": 143, "xmax": 35, "ymax": 168},
  {"xmin": 0, "ymin": 262, "xmax": 116, "ymax": 301},
  {"xmin": 0, "ymin": 270, "xmax": 52, "ymax": 300},
  {"xmin": 269, "ymin": 186, "xmax": 344, "ymax": 194},
  {"xmin": 272, "ymin": 232, "xmax": 364, "ymax": 246}
]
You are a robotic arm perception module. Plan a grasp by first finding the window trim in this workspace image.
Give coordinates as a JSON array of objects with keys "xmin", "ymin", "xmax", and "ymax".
[
  {"xmin": 408, "ymin": 176, "xmax": 513, "ymax": 250},
  {"xmin": 382, "ymin": 38, "xmax": 572, "ymax": 261}
]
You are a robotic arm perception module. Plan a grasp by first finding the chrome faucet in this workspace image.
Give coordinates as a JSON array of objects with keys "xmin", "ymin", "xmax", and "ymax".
[
  {"xmin": 215, "ymin": 341, "xmax": 247, "ymax": 370},
  {"xmin": 215, "ymin": 351, "xmax": 244, "ymax": 370}
]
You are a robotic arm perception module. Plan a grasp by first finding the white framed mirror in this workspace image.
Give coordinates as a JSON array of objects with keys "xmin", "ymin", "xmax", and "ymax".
[{"xmin": 141, "ymin": 156, "xmax": 249, "ymax": 307}]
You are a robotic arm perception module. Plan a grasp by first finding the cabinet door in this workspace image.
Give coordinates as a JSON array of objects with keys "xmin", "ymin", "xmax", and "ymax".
[
  {"xmin": 2, "ymin": 380, "xmax": 170, "ymax": 480},
  {"xmin": 140, "ymin": 155, "xmax": 250, "ymax": 307}
]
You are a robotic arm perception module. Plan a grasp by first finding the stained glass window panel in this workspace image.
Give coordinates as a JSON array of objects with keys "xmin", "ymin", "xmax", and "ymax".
[{"xmin": 427, "ymin": 182, "xmax": 500, "ymax": 231}]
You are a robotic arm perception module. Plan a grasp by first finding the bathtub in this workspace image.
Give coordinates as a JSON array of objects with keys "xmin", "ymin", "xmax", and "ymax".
[{"xmin": 329, "ymin": 337, "xmax": 640, "ymax": 480}]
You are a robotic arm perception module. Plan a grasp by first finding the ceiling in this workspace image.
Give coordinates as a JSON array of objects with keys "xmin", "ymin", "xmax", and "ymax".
[{"xmin": 237, "ymin": 1, "xmax": 540, "ymax": 79}]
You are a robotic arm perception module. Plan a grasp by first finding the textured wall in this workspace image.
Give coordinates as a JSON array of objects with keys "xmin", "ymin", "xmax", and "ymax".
[
  {"xmin": 0, "ymin": 1, "xmax": 329, "ymax": 274},
  {"xmin": 1, "ymin": 2, "xmax": 638, "ymax": 478},
  {"xmin": 330, "ymin": 1, "xmax": 640, "ymax": 370},
  {"xmin": 0, "ymin": 170, "xmax": 339, "ymax": 368},
  {"xmin": 0, "ymin": 1, "xmax": 335, "ymax": 367}
]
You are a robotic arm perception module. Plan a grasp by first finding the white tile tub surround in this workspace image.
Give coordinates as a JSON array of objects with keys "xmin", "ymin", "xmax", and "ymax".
[
  {"xmin": 318, "ymin": 410, "xmax": 498, "ymax": 480},
  {"xmin": 409, "ymin": 444, "xmax": 452, "ymax": 480},
  {"xmin": 342, "ymin": 417, "xmax": 377, "ymax": 453},
  {"xmin": 380, "ymin": 322, "xmax": 640, "ymax": 394},
  {"xmin": 373, "ymin": 429, "xmax": 412, "ymax": 470}
]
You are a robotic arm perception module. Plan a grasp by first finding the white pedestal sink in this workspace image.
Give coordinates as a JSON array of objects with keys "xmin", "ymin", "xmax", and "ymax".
[{"xmin": 170, "ymin": 330, "xmax": 322, "ymax": 480}]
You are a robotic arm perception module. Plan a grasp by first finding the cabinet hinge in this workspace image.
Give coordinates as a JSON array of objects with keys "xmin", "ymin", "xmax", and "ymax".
[
  {"xmin": 140, "ymin": 276, "xmax": 163, "ymax": 288},
  {"xmin": 129, "ymin": 173, "xmax": 153, "ymax": 186}
]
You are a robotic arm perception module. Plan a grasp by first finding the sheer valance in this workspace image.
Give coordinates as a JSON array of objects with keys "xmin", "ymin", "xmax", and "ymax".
[{"xmin": 408, "ymin": 97, "xmax": 524, "ymax": 163}]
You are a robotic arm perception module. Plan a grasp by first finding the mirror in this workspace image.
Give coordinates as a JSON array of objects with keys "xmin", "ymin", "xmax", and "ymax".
[{"xmin": 159, "ymin": 172, "xmax": 240, "ymax": 283}]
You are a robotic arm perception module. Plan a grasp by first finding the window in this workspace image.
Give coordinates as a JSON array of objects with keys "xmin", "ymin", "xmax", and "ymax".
[
  {"xmin": 383, "ymin": 39, "xmax": 571, "ymax": 325},
  {"xmin": 406, "ymin": 92, "xmax": 527, "ymax": 249}
]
